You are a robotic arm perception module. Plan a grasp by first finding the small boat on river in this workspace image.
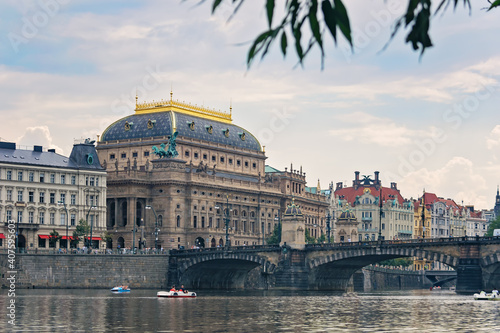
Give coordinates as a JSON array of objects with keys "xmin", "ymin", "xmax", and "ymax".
[
  {"xmin": 474, "ymin": 290, "xmax": 499, "ymax": 301},
  {"xmin": 111, "ymin": 286, "xmax": 131, "ymax": 293},
  {"xmin": 157, "ymin": 290, "xmax": 197, "ymax": 298}
]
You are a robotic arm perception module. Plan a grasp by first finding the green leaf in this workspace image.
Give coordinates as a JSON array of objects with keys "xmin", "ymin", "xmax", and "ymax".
[
  {"xmin": 488, "ymin": 0, "xmax": 500, "ymax": 11},
  {"xmin": 293, "ymin": 17, "xmax": 306, "ymax": 62},
  {"xmin": 308, "ymin": 0, "xmax": 323, "ymax": 51},
  {"xmin": 266, "ymin": 0, "xmax": 275, "ymax": 28},
  {"xmin": 247, "ymin": 30, "xmax": 272, "ymax": 67},
  {"xmin": 322, "ymin": 0, "xmax": 337, "ymax": 44},
  {"xmin": 280, "ymin": 31, "xmax": 287, "ymax": 56},
  {"xmin": 333, "ymin": 0, "xmax": 352, "ymax": 45},
  {"xmin": 212, "ymin": 0, "xmax": 223, "ymax": 14}
]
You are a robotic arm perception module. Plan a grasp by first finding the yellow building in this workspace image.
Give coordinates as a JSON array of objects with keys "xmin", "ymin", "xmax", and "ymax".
[{"xmin": 413, "ymin": 192, "xmax": 432, "ymax": 270}]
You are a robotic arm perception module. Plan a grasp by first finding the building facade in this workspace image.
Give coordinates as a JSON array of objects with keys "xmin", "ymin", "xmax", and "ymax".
[
  {"xmin": 0, "ymin": 141, "xmax": 106, "ymax": 251},
  {"xmin": 97, "ymin": 95, "xmax": 327, "ymax": 250},
  {"xmin": 466, "ymin": 208, "xmax": 489, "ymax": 237},
  {"xmin": 331, "ymin": 171, "xmax": 414, "ymax": 242}
]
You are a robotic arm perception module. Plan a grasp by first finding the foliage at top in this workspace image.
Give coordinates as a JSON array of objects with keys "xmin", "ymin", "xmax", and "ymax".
[
  {"xmin": 379, "ymin": 258, "xmax": 414, "ymax": 267},
  {"xmin": 485, "ymin": 215, "xmax": 500, "ymax": 237},
  {"xmin": 267, "ymin": 223, "xmax": 281, "ymax": 245},
  {"xmin": 205, "ymin": 0, "xmax": 499, "ymax": 68},
  {"xmin": 49, "ymin": 229, "xmax": 61, "ymax": 245}
]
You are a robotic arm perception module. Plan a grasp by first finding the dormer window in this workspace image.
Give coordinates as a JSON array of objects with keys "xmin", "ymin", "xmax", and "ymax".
[{"xmin": 147, "ymin": 119, "xmax": 156, "ymax": 129}]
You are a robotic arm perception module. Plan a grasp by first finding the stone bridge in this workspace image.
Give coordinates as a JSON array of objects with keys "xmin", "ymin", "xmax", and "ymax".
[{"xmin": 169, "ymin": 236, "xmax": 500, "ymax": 293}]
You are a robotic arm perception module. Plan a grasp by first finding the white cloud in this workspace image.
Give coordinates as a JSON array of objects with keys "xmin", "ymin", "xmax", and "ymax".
[
  {"xmin": 468, "ymin": 56, "xmax": 500, "ymax": 76},
  {"xmin": 398, "ymin": 157, "xmax": 489, "ymax": 208},
  {"xmin": 487, "ymin": 125, "xmax": 500, "ymax": 150},
  {"xmin": 329, "ymin": 112, "xmax": 437, "ymax": 147},
  {"xmin": 16, "ymin": 126, "xmax": 64, "ymax": 154}
]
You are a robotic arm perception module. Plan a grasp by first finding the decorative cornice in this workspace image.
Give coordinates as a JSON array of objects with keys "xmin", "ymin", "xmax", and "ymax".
[{"xmin": 135, "ymin": 98, "xmax": 232, "ymax": 124}]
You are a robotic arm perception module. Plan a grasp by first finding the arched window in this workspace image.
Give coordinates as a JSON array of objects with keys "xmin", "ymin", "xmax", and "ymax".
[
  {"xmin": 176, "ymin": 215, "xmax": 180, "ymax": 227},
  {"xmin": 158, "ymin": 215, "xmax": 163, "ymax": 227}
]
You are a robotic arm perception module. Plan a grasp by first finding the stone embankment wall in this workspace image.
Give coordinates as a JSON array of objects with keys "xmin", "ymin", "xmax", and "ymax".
[
  {"xmin": 0, "ymin": 254, "xmax": 169, "ymax": 289},
  {"xmin": 352, "ymin": 267, "xmax": 430, "ymax": 292}
]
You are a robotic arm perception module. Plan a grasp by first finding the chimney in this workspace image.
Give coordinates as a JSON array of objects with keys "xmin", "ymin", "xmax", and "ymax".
[
  {"xmin": 374, "ymin": 171, "xmax": 380, "ymax": 184},
  {"xmin": 34, "ymin": 145, "xmax": 43, "ymax": 152},
  {"xmin": 48, "ymin": 149, "xmax": 56, "ymax": 153},
  {"xmin": 353, "ymin": 171, "xmax": 360, "ymax": 190},
  {"xmin": 391, "ymin": 182, "xmax": 397, "ymax": 190},
  {"xmin": 336, "ymin": 182, "xmax": 343, "ymax": 190}
]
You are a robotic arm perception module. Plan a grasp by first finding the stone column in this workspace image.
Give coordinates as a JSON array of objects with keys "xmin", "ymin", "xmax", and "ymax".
[{"xmin": 280, "ymin": 200, "xmax": 305, "ymax": 250}]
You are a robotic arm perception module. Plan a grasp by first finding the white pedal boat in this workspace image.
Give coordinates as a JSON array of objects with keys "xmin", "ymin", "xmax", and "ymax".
[
  {"xmin": 157, "ymin": 290, "xmax": 197, "ymax": 298},
  {"xmin": 474, "ymin": 291, "xmax": 500, "ymax": 301}
]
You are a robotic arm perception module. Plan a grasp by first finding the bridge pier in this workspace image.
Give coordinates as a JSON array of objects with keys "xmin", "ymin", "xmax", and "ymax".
[
  {"xmin": 456, "ymin": 242, "xmax": 483, "ymax": 294},
  {"xmin": 456, "ymin": 259, "xmax": 483, "ymax": 294}
]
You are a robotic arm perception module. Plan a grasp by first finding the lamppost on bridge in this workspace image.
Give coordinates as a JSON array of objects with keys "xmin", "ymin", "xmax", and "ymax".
[
  {"xmin": 215, "ymin": 195, "xmax": 231, "ymax": 248},
  {"xmin": 274, "ymin": 212, "xmax": 281, "ymax": 244},
  {"xmin": 57, "ymin": 200, "xmax": 69, "ymax": 249},
  {"xmin": 421, "ymin": 195, "xmax": 426, "ymax": 239},
  {"xmin": 86, "ymin": 205, "xmax": 97, "ymax": 248},
  {"xmin": 378, "ymin": 187, "xmax": 383, "ymax": 241},
  {"xmin": 326, "ymin": 212, "xmax": 331, "ymax": 244},
  {"xmin": 146, "ymin": 205, "xmax": 159, "ymax": 249}
]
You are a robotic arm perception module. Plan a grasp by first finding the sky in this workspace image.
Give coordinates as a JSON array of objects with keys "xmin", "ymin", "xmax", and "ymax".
[{"xmin": 1, "ymin": 0, "xmax": 500, "ymax": 210}]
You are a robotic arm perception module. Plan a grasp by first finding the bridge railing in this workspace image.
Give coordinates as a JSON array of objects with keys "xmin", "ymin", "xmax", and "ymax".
[
  {"xmin": 169, "ymin": 244, "xmax": 281, "ymax": 255},
  {"xmin": 305, "ymin": 235, "xmax": 500, "ymax": 250}
]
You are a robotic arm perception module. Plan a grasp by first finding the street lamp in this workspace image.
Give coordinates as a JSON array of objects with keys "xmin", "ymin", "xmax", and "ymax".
[
  {"xmin": 274, "ymin": 213, "xmax": 281, "ymax": 244},
  {"xmin": 146, "ymin": 205, "xmax": 158, "ymax": 249},
  {"xmin": 86, "ymin": 205, "xmax": 97, "ymax": 248},
  {"xmin": 57, "ymin": 200, "xmax": 68, "ymax": 249},
  {"xmin": 326, "ymin": 212, "xmax": 331, "ymax": 243},
  {"xmin": 421, "ymin": 197, "xmax": 426, "ymax": 239},
  {"xmin": 215, "ymin": 195, "xmax": 231, "ymax": 248},
  {"xmin": 378, "ymin": 187, "xmax": 383, "ymax": 241}
]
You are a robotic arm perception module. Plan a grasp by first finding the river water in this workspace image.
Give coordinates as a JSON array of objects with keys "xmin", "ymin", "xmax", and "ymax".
[{"xmin": 1, "ymin": 289, "xmax": 498, "ymax": 332}]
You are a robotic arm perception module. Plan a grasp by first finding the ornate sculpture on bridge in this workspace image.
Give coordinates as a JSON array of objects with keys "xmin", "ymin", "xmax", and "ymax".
[{"xmin": 152, "ymin": 131, "xmax": 179, "ymax": 158}]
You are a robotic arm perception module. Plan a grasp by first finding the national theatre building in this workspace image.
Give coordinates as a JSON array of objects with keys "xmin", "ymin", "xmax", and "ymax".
[{"xmin": 97, "ymin": 93, "xmax": 328, "ymax": 250}]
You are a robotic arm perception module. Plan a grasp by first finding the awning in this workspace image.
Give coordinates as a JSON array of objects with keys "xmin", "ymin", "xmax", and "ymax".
[
  {"xmin": 62, "ymin": 236, "xmax": 76, "ymax": 240},
  {"xmin": 38, "ymin": 235, "xmax": 50, "ymax": 239},
  {"xmin": 0, "ymin": 233, "xmax": 6, "ymax": 239},
  {"xmin": 89, "ymin": 237, "xmax": 102, "ymax": 241}
]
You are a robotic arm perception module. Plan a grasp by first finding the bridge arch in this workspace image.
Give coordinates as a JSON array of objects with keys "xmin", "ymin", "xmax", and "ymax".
[
  {"xmin": 481, "ymin": 253, "xmax": 500, "ymax": 289},
  {"xmin": 173, "ymin": 252, "xmax": 277, "ymax": 289},
  {"xmin": 307, "ymin": 248, "xmax": 459, "ymax": 290}
]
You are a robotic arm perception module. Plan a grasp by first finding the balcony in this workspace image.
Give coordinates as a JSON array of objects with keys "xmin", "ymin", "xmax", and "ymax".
[{"xmin": 361, "ymin": 217, "xmax": 373, "ymax": 222}]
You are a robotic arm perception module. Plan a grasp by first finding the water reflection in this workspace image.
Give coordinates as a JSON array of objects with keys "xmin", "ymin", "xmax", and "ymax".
[{"xmin": 0, "ymin": 289, "xmax": 498, "ymax": 332}]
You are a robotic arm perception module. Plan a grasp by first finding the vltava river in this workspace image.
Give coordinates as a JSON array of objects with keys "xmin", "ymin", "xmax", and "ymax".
[{"xmin": 1, "ymin": 289, "xmax": 498, "ymax": 332}]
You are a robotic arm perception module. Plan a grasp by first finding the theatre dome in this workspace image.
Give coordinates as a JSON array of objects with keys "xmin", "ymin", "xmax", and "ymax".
[{"xmin": 100, "ymin": 95, "xmax": 262, "ymax": 152}]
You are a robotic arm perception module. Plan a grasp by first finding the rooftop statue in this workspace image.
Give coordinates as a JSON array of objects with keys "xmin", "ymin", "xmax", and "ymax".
[
  {"xmin": 152, "ymin": 131, "xmax": 179, "ymax": 158},
  {"xmin": 361, "ymin": 175, "xmax": 373, "ymax": 185}
]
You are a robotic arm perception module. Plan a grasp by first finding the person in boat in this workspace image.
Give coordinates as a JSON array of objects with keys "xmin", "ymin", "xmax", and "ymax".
[
  {"xmin": 179, "ymin": 285, "xmax": 188, "ymax": 293},
  {"xmin": 170, "ymin": 285, "xmax": 177, "ymax": 292}
]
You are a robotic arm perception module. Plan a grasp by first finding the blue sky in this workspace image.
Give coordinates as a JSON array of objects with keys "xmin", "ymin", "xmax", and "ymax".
[{"xmin": 1, "ymin": 0, "xmax": 500, "ymax": 209}]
